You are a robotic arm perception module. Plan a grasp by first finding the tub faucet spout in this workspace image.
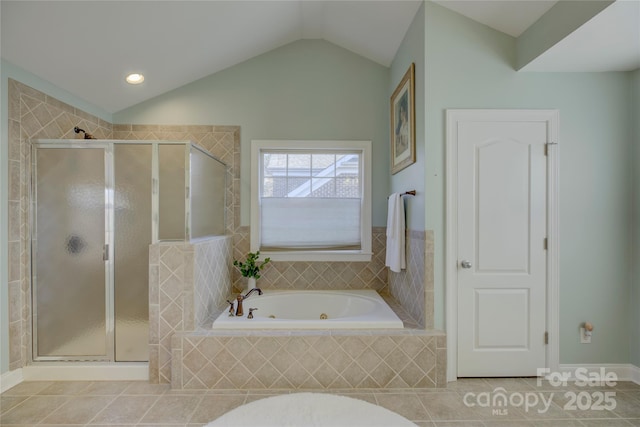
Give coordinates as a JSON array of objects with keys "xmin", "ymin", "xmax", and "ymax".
[
  {"xmin": 243, "ymin": 288, "xmax": 263, "ymax": 299},
  {"xmin": 235, "ymin": 288, "xmax": 262, "ymax": 316}
]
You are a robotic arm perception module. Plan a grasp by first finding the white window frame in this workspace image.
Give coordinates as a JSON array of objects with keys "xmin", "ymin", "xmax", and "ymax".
[{"xmin": 251, "ymin": 140, "xmax": 372, "ymax": 262}]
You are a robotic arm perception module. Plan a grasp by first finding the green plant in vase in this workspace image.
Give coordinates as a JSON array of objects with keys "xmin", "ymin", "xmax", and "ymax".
[{"xmin": 233, "ymin": 251, "xmax": 271, "ymax": 291}]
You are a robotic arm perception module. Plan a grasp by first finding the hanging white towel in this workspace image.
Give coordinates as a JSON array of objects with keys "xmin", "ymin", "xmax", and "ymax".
[{"xmin": 385, "ymin": 193, "xmax": 405, "ymax": 273}]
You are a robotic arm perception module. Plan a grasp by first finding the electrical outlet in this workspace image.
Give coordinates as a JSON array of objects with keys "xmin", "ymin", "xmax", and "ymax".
[{"xmin": 580, "ymin": 327, "xmax": 591, "ymax": 344}]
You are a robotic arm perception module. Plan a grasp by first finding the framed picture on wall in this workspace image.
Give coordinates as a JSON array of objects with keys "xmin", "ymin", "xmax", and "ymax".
[{"xmin": 390, "ymin": 63, "xmax": 416, "ymax": 174}]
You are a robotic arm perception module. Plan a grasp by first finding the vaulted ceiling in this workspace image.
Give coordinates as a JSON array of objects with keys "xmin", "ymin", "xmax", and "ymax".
[{"xmin": 2, "ymin": 1, "xmax": 638, "ymax": 114}]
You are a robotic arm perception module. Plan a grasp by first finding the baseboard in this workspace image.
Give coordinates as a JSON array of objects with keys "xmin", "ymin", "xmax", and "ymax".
[
  {"xmin": 1, "ymin": 368, "xmax": 24, "ymax": 393},
  {"xmin": 558, "ymin": 364, "xmax": 640, "ymax": 384},
  {"xmin": 22, "ymin": 362, "xmax": 149, "ymax": 381},
  {"xmin": 630, "ymin": 364, "xmax": 640, "ymax": 384}
]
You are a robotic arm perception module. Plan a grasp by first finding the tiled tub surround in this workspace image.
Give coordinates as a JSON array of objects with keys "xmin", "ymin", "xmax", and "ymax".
[
  {"xmin": 232, "ymin": 228, "xmax": 435, "ymax": 329},
  {"xmin": 389, "ymin": 230, "xmax": 434, "ymax": 329},
  {"xmin": 171, "ymin": 330, "xmax": 447, "ymax": 390},
  {"xmin": 150, "ymin": 235, "xmax": 447, "ymax": 389},
  {"xmin": 167, "ymin": 227, "xmax": 444, "ymax": 390},
  {"xmin": 149, "ymin": 237, "xmax": 234, "ymax": 384},
  {"xmin": 231, "ymin": 227, "xmax": 390, "ymax": 292}
]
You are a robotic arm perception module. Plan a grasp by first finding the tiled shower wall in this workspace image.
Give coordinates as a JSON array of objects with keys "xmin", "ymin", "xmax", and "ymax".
[
  {"xmin": 148, "ymin": 237, "xmax": 233, "ymax": 383},
  {"xmin": 193, "ymin": 238, "xmax": 234, "ymax": 328},
  {"xmin": 7, "ymin": 80, "xmax": 241, "ymax": 370},
  {"xmin": 7, "ymin": 79, "xmax": 113, "ymax": 370},
  {"xmin": 389, "ymin": 230, "xmax": 434, "ymax": 329}
]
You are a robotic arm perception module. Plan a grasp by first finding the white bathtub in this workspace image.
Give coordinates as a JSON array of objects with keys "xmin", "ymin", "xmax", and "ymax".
[{"xmin": 212, "ymin": 289, "xmax": 404, "ymax": 329}]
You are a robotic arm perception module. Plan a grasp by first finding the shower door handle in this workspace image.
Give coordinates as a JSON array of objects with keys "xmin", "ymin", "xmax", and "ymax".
[{"xmin": 103, "ymin": 244, "xmax": 109, "ymax": 261}]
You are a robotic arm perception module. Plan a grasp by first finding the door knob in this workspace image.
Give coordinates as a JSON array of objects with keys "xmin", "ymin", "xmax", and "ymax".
[{"xmin": 460, "ymin": 260, "xmax": 472, "ymax": 269}]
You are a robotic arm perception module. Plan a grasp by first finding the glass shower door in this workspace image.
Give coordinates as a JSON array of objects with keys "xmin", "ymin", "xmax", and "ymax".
[
  {"xmin": 158, "ymin": 144, "xmax": 186, "ymax": 240},
  {"xmin": 114, "ymin": 144, "xmax": 152, "ymax": 361},
  {"xmin": 33, "ymin": 146, "xmax": 109, "ymax": 360}
]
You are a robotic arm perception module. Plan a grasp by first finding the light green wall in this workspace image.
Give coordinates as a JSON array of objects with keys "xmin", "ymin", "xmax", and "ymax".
[
  {"xmin": 632, "ymin": 69, "xmax": 640, "ymax": 367},
  {"xmin": 516, "ymin": 0, "xmax": 614, "ymax": 70},
  {"xmin": 0, "ymin": 59, "xmax": 112, "ymax": 374},
  {"xmin": 425, "ymin": 2, "xmax": 634, "ymax": 363},
  {"xmin": 389, "ymin": 2, "xmax": 425, "ymax": 231},
  {"xmin": 115, "ymin": 40, "xmax": 391, "ymax": 227}
]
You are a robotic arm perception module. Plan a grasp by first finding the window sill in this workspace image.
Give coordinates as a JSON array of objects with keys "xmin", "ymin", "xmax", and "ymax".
[{"xmin": 260, "ymin": 250, "xmax": 373, "ymax": 262}]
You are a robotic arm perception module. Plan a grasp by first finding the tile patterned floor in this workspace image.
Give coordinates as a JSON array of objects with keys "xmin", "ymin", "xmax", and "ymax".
[{"xmin": 1, "ymin": 378, "xmax": 639, "ymax": 426}]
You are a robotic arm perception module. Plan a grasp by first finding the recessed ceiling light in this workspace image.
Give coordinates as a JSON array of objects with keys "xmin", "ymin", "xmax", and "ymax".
[{"xmin": 125, "ymin": 73, "xmax": 145, "ymax": 85}]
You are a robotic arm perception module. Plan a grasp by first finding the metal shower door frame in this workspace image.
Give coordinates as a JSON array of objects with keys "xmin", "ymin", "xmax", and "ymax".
[
  {"xmin": 31, "ymin": 141, "xmax": 115, "ymax": 362},
  {"xmin": 186, "ymin": 142, "xmax": 228, "ymax": 240},
  {"xmin": 30, "ymin": 139, "xmax": 227, "ymax": 362}
]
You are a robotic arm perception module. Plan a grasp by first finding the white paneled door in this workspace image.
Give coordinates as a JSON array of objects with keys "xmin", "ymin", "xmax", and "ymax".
[{"xmin": 453, "ymin": 111, "xmax": 552, "ymax": 377}]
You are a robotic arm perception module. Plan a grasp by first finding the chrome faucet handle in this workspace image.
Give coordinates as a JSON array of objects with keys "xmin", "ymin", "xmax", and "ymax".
[{"xmin": 248, "ymin": 308, "xmax": 258, "ymax": 319}]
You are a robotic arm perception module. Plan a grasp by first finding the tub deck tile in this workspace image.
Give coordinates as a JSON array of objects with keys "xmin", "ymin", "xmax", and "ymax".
[{"xmin": 172, "ymin": 327, "xmax": 446, "ymax": 390}]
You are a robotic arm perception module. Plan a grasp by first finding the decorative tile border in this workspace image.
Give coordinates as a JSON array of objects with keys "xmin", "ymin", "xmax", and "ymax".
[{"xmin": 171, "ymin": 330, "xmax": 446, "ymax": 390}]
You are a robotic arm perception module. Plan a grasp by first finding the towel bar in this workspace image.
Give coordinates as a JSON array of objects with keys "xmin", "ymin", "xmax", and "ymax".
[{"xmin": 387, "ymin": 190, "xmax": 416, "ymax": 199}]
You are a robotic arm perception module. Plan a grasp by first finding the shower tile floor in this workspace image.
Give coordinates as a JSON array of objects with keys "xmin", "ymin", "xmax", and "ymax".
[{"xmin": 2, "ymin": 378, "xmax": 640, "ymax": 426}]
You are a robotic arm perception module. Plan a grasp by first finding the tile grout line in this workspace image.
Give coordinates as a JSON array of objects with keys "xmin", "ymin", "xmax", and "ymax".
[
  {"xmin": 83, "ymin": 381, "xmax": 131, "ymax": 425},
  {"xmin": 0, "ymin": 394, "xmax": 34, "ymax": 419},
  {"xmin": 134, "ymin": 390, "xmax": 206, "ymax": 425},
  {"xmin": 47, "ymin": 393, "xmax": 120, "ymax": 425},
  {"xmin": 412, "ymin": 390, "xmax": 437, "ymax": 424},
  {"xmin": 131, "ymin": 392, "xmax": 166, "ymax": 426}
]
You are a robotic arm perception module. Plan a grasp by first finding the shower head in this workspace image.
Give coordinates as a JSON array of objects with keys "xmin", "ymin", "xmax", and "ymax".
[{"xmin": 73, "ymin": 126, "xmax": 96, "ymax": 139}]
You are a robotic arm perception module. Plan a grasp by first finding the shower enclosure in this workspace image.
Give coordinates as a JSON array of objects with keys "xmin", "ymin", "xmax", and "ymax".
[{"xmin": 31, "ymin": 140, "xmax": 226, "ymax": 362}]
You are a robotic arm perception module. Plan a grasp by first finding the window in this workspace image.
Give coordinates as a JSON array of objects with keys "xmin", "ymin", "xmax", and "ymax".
[{"xmin": 251, "ymin": 140, "xmax": 372, "ymax": 262}]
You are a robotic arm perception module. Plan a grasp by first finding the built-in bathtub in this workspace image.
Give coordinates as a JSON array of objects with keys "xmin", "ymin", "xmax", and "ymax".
[
  {"xmin": 168, "ymin": 283, "xmax": 446, "ymax": 390},
  {"xmin": 212, "ymin": 289, "xmax": 404, "ymax": 329}
]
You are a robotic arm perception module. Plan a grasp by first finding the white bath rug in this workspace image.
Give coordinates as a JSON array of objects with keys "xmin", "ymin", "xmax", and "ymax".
[{"xmin": 206, "ymin": 392, "xmax": 418, "ymax": 427}]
